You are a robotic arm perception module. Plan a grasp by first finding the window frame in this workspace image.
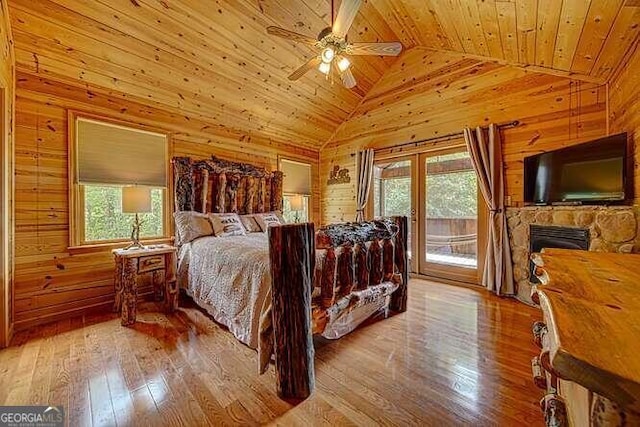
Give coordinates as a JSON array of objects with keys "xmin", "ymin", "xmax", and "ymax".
[
  {"xmin": 68, "ymin": 111, "xmax": 172, "ymax": 248},
  {"xmin": 278, "ymin": 156, "xmax": 313, "ymax": 222}
]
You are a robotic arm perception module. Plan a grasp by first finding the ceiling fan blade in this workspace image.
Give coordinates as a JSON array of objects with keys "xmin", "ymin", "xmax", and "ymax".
[
  {"xmin": 288, "ymin": 57, "xmax": 322, "ymax": 80},
  {"xmin": 347, "ymin": 42, "xmax": 403, "ymax": 56},
  {"xmin": 266, "ymin": 26, "xmax": 318, "ymax": 45},
  {"xmin": 332, "ymin": 0, "xmax": 362, "ymax": 39},
  {"xmin": 340, "ymin": 68, "xmax": 357, "ymax": 89}
]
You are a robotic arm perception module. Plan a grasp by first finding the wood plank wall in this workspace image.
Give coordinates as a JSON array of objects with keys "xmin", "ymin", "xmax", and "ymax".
[
  {"xmin": 0, "ymin": 0, "xmax": 15, "ymax": 346},
  {"xmin": 610, "ymin": 42, "xmax": 640, "ymax": 204},
  {"xmin": 320, "ymin": 49, "xmax": 609, "ymax": 224},
  {"xmin": 13, "ymin": 71, "xmax": 319, "ymax": 330},
  {"xmin": 7, "ymin": 0, "xmax": 383, "ymax": 149}
]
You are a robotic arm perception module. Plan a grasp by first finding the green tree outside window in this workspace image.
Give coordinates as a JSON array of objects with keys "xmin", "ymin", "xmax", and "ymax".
[{"xmin": 84, "ymin": 185, "xmax": 164, "ymax": 242}]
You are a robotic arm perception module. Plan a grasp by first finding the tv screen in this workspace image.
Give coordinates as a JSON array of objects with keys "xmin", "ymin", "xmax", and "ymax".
[{"xmin": 524, "ymin": 133, "xmax": 629, "ymax": 205}]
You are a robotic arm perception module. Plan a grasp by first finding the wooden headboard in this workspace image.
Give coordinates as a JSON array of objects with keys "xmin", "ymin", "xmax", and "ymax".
[{"xmin": 172, "ymin": 156, "xmax": 283, "ymax": 214}]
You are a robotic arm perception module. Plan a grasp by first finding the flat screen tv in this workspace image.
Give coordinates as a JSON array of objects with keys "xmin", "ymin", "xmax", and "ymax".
[{"xmin": 524, "ymin": 132, "xmax": 629, "ymax": 205}]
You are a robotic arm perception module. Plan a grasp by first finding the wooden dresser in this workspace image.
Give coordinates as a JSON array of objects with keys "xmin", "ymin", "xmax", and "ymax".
[{"xmin": 530, "ymin": 249, "xmax": 640, "ymax": 426}]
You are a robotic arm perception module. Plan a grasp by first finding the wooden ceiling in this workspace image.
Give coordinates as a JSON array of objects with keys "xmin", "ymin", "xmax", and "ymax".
[
  {"xmin": 373, "ymin": 0, "xmax": 640, "ymax": 82},
  {"xmin": 8, "ymin": 0, "xmax": 640, "ymax": 149},
  {"xmin": 9, "ymin": 0, "xmax": 399, "ymax": 149}
]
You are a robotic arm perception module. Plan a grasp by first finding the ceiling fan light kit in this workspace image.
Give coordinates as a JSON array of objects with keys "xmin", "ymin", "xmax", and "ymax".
[
  {"xmin": 337, "ymin": 56, "xmax": 351, "ymax": 72},
  {"xmin": 266, "ymin": 0, "xmax": 402, "ymax": 90},
  {"xmin": 321, "ymin": 46, "xmax": 335, "ymax": 63},
  {"xmin": 318, "ymin": 61, "xmax": 331, "ymax": 75}
]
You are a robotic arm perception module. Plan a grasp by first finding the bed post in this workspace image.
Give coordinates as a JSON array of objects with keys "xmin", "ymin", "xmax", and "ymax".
[
  {"xmin": 172, "ymin": 156, "xmax": 194, "ymax": 211},
  {"xmin": 389, "ymin": 216, "xmax": 409, "ymax": 313},
  {"xmin": 268, "ymin": 223, "xmax": 316, "ymax": 400}
]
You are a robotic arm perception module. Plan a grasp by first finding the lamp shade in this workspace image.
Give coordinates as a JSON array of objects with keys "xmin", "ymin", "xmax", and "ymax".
[
  {"xmin": 289, "ymin": 194, "xmax": 304, "ymax": 211},
  {"xmin": 122, "ymin": 186, "xmax": 152, "ymax": 213}
]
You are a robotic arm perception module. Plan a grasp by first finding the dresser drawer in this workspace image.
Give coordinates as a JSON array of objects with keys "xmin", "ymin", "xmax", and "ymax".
[{"xmin": 138, "ymin": 254, "xmax": 165, "ymax": 273}]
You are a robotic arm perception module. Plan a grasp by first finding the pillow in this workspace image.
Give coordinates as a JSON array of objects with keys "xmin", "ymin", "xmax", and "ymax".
[
  {"xmin": 240, "ymin": 214, "xmax": 262, "ymax": 233},
  {"xmin": 209, "ymin": 213, "xmax": 246, "ymax": 237},
  {"xmin": 254, "ymin": 212, "xmax": 283, "ymax": 232},
  {"xmin": 174, "ymin": 211, "xmax": 214, "ymax": 245}
]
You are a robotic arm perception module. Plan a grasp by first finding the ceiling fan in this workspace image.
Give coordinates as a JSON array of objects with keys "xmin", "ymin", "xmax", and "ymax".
[{"xmin": 266, "ymin": 0, "xmax": 402, "ymax": 89}]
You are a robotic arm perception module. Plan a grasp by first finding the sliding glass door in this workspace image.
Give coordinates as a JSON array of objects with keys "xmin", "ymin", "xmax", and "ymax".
[
  {"xmin": 372, "ymin": 157, "xmax": 417, "ymax": 273},
  {"xmin": 370, "ymin": 148, "xmax": 485, "ymax": 284},
  {"xmin": 419, "ymin": 150, "xmax": 482, "ymax": 283}
]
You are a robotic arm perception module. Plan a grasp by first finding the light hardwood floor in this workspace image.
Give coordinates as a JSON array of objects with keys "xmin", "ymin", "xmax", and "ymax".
[{"xmin": 0, "ymin": 279, "xmax": 543, "ymax": 426}]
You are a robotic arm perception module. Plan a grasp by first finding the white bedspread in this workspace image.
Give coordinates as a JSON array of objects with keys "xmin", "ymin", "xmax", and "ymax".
[
  {"xmin": 177, "ymin": 234, "xmax": 271, "ymax": 350},
  {"xmin": 177, "ymin": 232, "xmax": 396, "ymax": 375}
]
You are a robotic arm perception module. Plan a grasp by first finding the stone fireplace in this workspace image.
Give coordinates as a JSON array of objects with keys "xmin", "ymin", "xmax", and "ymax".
[{"xmin": 506, "ymin": 206, "xmax": 640, "ymax": 304}]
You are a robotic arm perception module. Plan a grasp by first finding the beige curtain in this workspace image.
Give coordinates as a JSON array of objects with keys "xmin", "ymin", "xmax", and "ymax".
[
  {"xmin": 355, "ymin": 149, "xmax": 374, "ymax": 222},
  {"xmin": 463, "ymin": 124, "xmax": 514, "ymax": 295}
]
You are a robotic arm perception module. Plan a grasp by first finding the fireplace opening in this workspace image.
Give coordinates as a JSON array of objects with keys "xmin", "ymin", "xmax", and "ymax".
[{"xmin": 529, "ymin": 225, "xmax": 590, "ymax": 283}]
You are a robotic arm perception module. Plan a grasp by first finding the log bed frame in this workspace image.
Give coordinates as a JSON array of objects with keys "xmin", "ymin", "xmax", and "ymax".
[{"xmin": 172, "ymin": 156, "xmax": 408, "ymax": 400}]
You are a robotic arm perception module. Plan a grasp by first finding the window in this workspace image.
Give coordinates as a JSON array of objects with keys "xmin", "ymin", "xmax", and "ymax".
[
  {"xmin": 373, "ymin": 160, "xmax": 412, "ymax": 218},
  {"xmin": 280, "ymin": 159, "xmax": 312, "ymax": 223},
  {"xmin": 424, "ymin": 151, "xmax": 478, "ymax": 269},
  {"xmin": 373, "ymin": 159, "xmax": 413, "ymax": 260},
  {"xmin": 82, "ymin": 186, "xmax": 164, "ymax": 242},
  {"xmin": 71, "ymin": 115, "xmax": 169, "ymax": 245}
]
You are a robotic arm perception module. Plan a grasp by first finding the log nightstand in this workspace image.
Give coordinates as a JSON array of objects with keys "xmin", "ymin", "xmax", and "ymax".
[{"xmin": 112, "ymin": 245, "xmax": 178, "ymax": 326}]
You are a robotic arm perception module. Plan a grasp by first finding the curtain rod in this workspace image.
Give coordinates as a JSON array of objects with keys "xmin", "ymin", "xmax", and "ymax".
[{"xmin": 372, "ymin": 120, "xmax": 520, "ymax": 154}]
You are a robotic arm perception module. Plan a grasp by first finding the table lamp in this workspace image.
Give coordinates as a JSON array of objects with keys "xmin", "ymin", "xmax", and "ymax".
[
  {"xmin": 122, "ymin": 186, "xmax": 151, "ymax": 250},
  {"xmin": 289, "ymin": 194, "xmax": 304, "ymax": 223}
]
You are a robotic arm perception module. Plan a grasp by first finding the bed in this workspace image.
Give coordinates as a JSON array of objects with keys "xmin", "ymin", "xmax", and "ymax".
[{"xmin": 172, "ymin": 156, "xmax": 408, "ymax": 400}]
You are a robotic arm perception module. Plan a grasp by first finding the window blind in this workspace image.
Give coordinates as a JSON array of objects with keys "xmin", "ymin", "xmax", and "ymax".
[
  {"xmin": 281, "ymin": 159, "xmax": 311, "ymax": 195},
  {"xmin": 76, "ymin": 118, "xmax": 167, "ymax": 187}
]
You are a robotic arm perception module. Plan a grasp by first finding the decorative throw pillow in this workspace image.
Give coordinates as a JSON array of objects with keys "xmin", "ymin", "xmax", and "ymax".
[
  {"xmin": 255, "ymin": 212, "xmax": 282, "ymax": 232},
  {"xmin": 209, "ymin": 213, "xmax": 246, "ymax": 237},
  {"xmin": 240, "ymin": 214, "xmax": 262, "ymax": 233},
  {"xmin": 174, "ymin": 211, "xmax": 214, "ymax": 245}
]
